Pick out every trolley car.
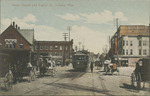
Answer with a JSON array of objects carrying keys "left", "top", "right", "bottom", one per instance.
[
  {"left": 72, "top": 51, "right": 90, "bottom": 70},
  {"left": 131, "top": 58, "right": 150, "bottom": 89}
]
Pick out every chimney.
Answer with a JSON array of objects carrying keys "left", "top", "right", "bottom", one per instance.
[
  {"left": 16, "top": 24, "right": 18, "bottom": 29},
  {"left": 13, "top": 21, "right": 15, "bottom": 27}
]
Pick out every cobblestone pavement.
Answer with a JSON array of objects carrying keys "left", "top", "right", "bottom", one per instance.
[{"left": 0, "top": 65, "right": 149, "bottom": 96}]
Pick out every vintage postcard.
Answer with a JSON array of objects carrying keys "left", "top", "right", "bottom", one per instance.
[{"left": 0, "top": 0, "right": 150, "bottom": 95}]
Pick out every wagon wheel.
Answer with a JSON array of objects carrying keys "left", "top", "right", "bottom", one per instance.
[
  {"left": 131, "top": 73, "right": 136, "bottom": 86},
  {"left": 5, "top": 72, "right": 13, "bottom": 91},
  {"left": 136, "top": 72, "right": 141, "bottom": 89}
]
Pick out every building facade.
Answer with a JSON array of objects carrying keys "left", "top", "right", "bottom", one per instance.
[
  {"left": 0, "top": 22, "right": 34, "bottom": 64},
  {"left": 111, "top": 25, "right": 149, "bottom": 66},
  {"left": 34, "top": 40, "right": 74, "bottom": 64}
]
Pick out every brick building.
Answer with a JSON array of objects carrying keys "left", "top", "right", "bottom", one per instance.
[
  {"left": 0, "top": 22, "right": 34, "bottom": 65},
  {"left": 34, "top": 40, "right": 74, "bottom": 65},
  {"left": 110, "top": 25, "right": 149, "bottom": 66}
]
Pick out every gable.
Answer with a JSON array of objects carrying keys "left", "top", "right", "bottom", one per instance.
[{"left": 0, "top": 25, "right": 31, "bottom": 45}]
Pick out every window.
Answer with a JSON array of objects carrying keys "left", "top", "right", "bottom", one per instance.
[
  {"left": 123, "top": 40, "right": 125, "bottom": 46},
  {"left": 139, "top": 40, "right": 141, "bottom": 46},
  {"left": 60, "top": 52, "right": 62, "bottom": 56},
  {"left": 5, "top": 39, "right": 17, "bottom": 49},
  {"left": 143, "top": 41, "right": 146, "bottom": 46},
  {"left": 143, "top": 50, "right": 147, "bottom": 55},
  {"left": 123, "top": 49, "right": 125, "bottom": 55},
  {"left": 60, "top": 46, "right": 62, "bottom": 50},
  {"left": 45, "top": 46, "right": 48, "bottom": 50},
  {"left": 19, "top": 43, "right": 24, "bottom": 49},
  {"left": 130, "top": 41, "right": 132, "bottom": 46},
  {"left": 55, "top": 52, "right": 58, "bottom": 56},
  {"left": 55, "top": 45, "right": 58, "bottom": 50},
  {"left": 40, "top": 46, "right": 43, "bottom": 50},
  {"left": 0, "top": 43, "right": 2, "bottom": 48},
  {"left": 126, "top": 41, "right": 128, "bottom": 46},
  {"left": 126, "top": 49, "right": 128, "bottom": 55},
  {"left": 70, "top": 45, "right": 72, "bottom": 50},
  {"left": 35, "top": 45, "right": 38, "bottom": 50},
  {"left": 65, "top": 46, "right": 68, "bottom": 50},
  {"left": 139, "top": 49, "right": 141, "bottom": 55},
  {"left": 50, "top": 46, "right": 53, "bottom": 50},
  {"left": 130, "top": 49, "right": 133, "bottom": 55}
]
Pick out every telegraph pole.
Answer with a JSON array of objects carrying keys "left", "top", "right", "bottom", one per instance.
[
  {"left": 67, "top": 26, "right": 71, "bottom": 41},
  {"left": 63, "top": 33, "right": 68, "bottom": 66},
  {"left": 67, "top": 26, "right": 71, "bottom": 64}
]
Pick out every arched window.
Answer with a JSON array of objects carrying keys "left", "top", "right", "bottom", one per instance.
[{"left": 19, "top": 43, "right": 24, "bottom": 49}]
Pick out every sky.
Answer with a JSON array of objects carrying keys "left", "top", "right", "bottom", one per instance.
[{"left": 0, "top": 0, "right": 149, "bottom": 54}]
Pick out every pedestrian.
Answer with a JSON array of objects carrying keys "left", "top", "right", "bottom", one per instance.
[{"left": 90, "top": 61, "right": 94, "bottom": 73}]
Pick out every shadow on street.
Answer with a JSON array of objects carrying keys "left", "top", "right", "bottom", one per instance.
[{"left": 44, "top": 82, "right": 115, "bottom": 96}]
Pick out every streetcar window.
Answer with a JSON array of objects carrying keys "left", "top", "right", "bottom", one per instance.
[{"left": 74, "top": 56, "right": 86, "bottom": 60}]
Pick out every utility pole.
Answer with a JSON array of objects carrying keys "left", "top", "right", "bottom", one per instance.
[
  {"left": 67, "top": 26, "right": 71, "bottom": 64},
  {"left": 115, "top": 18, "right": 121, "bottom": 66},
  {"left": 67, "top": 26, "right": 71, "bottom": 41},
  {"left": 63, "top": 33, "right": 68, "bottom": 66}
]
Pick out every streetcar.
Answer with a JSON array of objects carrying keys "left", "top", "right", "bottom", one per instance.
[
  {"left": 131, "top": 58, "right": 150, "bottom": 89},
  {"left": 72, "top": 51, "right": 90, "bottom": 70}
]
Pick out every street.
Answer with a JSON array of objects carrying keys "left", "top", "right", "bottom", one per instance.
[{"left": 0, "top": 64, "right": 149, "bottom": 96}]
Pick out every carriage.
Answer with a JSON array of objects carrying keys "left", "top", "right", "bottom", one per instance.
[
  {"left": 39, "top": 57, "right": 56, "bottom": 77},
  {"left": 15, "top": 57, "right": 36, "bottom": 82},
  {"left": 72, "top": 51, "right": 90, "bottom": 71},
  {"left": 0, "top": 53, "right": 13, "bottom": 91},
  {"left": 104, "top": 60, "right": 119, "bottom": 75},
  {"left": 131, "top": 58, "right": 150, "bottom": 89}
]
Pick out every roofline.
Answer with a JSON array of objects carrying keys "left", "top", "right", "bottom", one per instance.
[{"left": 1, "top": 25, "right": 32, "bottom": 46}]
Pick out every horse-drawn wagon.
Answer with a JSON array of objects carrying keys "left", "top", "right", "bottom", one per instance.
[
  {"left": 0, "top": 54, "right": 36, "bottom": 91},
  {"left": 0, "top": 53, "right": 13, "bottom": 91},
  {"left": 131, "top": 58, "right": 150, "bottom": 89},
  {"left": 39, "top": 57, "right": 56, "bottom": 77}
]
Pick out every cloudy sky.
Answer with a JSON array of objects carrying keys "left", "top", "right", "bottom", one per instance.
[{"left": 0, "top": 0, "right": 149, "bottom": 53}]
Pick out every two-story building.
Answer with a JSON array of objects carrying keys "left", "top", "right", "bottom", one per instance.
[
  {"left": 34, "top": 40, "right": 74, "bottom": 65},
  {"left": 0, "top": 22, "right": 34, "bottom": 65}
]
